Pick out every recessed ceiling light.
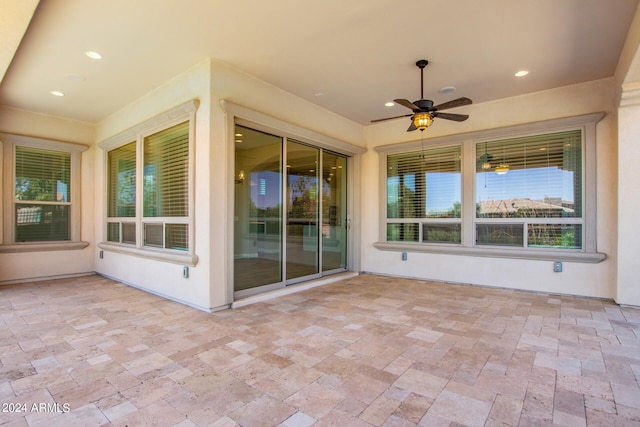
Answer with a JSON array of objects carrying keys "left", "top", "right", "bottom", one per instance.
[
  {"left": 50, "top": 90, "right": 65, "bottom": 97},
  {"left": 235, "top": 133, "right": 243, "bottom": 137},
  {"left": 515, "top": 70, "right": 529, "bottom": 77},
  {"left": 314, "top": 92, "right": 324, "bottom": 97},
  {"left": 385, "top": 101, "right": 395, "bottom": 107},
  {"left": 439, "top": 86, "right": 456, "bottom": 94},
  {"left": 85, "top": 51, "right": 102, "bottom": 60}
]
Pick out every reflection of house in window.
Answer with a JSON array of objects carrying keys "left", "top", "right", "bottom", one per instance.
[{"left": 477, "top": 198, "right": 575, "bottom": 218}]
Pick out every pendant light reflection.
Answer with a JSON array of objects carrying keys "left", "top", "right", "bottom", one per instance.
[
  {"left": 495, "top": 163, "right": 510, "bottom": 175},
  {"left": 235, "top": 169, "right": 245, "bottom": 184}
]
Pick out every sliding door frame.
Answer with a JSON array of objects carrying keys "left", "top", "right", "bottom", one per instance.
[{"left": 222, "top": 100, "right": 365, "bottom": 304}]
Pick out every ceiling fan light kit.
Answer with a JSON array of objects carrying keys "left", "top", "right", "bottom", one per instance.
[{"left": 372, "top": 59, "right": 472, "bottom": 132}]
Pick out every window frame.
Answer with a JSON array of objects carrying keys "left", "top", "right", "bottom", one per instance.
[
  {"left": 0, "top": 133, "right": 88, "bottom": 252},
  {"left": 374, "top": 112, "right": 605, "bottom": 263},
  {"left": 386, "top": 143, "right": 463, "bottom": 244},
  {"left": 97, "top": 100, "right": 198, "bottom": 266}
]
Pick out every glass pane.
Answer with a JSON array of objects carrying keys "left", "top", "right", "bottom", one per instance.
[
  {"left": 387, "top": 223, "right": 419, "bottom": 242},
  {"left": 144, "top": 121, "right": 189, "bottom": 217},
  {"left": 107, "top": 223, "right": 120, "bottom": 242},
  {"left": 234, "top": 125, "right": 283, "bottom": 292},
  {"left": 322, "top": 152, "right": 347, "bottom": 271},
  {"left": 15, "top": 147, "right": 70, "bottom": 203},
  {"left": 387, "top": 145, "right": 461, "bottom": 219},
  {"left": 144, "top": 223, "right": 163, "bottom": 247},
  {"left": 423, "top": 223, "right": 461, "bottom": 244},
  {"left": 287, "top": 141, "right": 320, "bottom": 280},
  {"left": 476, "top": 130, "right": 582, "bottom": 218},
  {"left": 107, "top": 142, "right": 136, "bottom": 217},
  {"left": 166, "top": 224, "right": 188, "bottom": 251},
  {"left": 528, "top": 224, "right": 582, "bottom": 249},
  {"left": 15, "top": 204, "right": 69, "bottom": 242},
  {"left": 122, "top": 223, "right": 136, "bottom": 244},
  {"left": 476, "top": 223, "right": 524, "bottom": 246}
]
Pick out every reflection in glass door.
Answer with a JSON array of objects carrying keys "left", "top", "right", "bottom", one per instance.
[
  {"left": 286, "top": 141, "right": 320, "bottom": 282},
  {"left": 234, "top": 125, "right": 348, "bottom": 297},
  {"left": 322, "top": 152, "right": 347, "bottom": 272},
  {"left": 233, "top": 126, "right": 283, "bottom": 295}
]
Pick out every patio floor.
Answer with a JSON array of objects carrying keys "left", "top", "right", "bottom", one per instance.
[{"left": 1, "top": 273, "right": 639, "bottom": 426}]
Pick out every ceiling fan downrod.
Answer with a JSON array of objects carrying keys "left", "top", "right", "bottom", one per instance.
[{"left": 416, "top": 59, "right": 428, "bottom": 99}]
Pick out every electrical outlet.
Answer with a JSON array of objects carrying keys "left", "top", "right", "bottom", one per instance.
[
  {"left": 183, "top": 266, "right": 189, "bottom": 278},
  {"left": 99, "top": 250, "right": 103, "bottom": 259},
  {"left": 553, "top": 261, "right": 562, "bottom": 273},
  {"left": 401, "top": 252, "right": 407, "bottom": 261}
]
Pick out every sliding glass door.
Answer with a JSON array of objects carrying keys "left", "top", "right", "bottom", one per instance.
[
  {"left": 322, "top": 152, "right": 347, "bottom": 272},
  {"left": 233, "top": 126, "right": 283, "bottom": 294},
  {"left": 286, "top": 141, "right": 320, "bottom": 283},
  {"left": 234, "top": 125, "right": 348, "bottom": 297}
]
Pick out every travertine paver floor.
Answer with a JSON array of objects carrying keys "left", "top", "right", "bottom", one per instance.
[{"left": 1, "top": 274, "right": 640, "bottom": 426}]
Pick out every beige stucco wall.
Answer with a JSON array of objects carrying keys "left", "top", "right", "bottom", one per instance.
[
  {"left": 91, "top": 59, "right": 364, "bottom": 311},
  {"left": 93, "top": 59, "right": 213, "bottom": 311},
  {"left": 361, "top": 78, "right": 618, "bottom": 299},
  {"left": 0, "top": 106, "right": 95, "bottom": 283},
  {"left": 614, "top": 2, "right": 640, "bottom": 306},
  {"left": 0, "top": 52, "right": 634, "bottom": 306}
]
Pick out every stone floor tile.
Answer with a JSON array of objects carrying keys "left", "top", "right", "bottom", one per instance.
[
  {"left": 282, "top": 410, "right": 316, "bottom": 427},
  {"left": 358, "top": 394, "right": 401, "bottom": 425},
  {"left": 111, "top": 399, "right": 185, "bottom": 427},
  {"left": 229, "top": 395, "right": 296, "bottom": 427},
  {"left": 1, "top": 274, "right": 639, "bottom": 426},
  {"left": 392, "top": 368, "right": 448, "bottom": 399},
  {"left": 486, "top": 394, "right": 522, "bottom": 426},
  {"left": 427, "top": 389, "right": 492, "bottom": 427}
]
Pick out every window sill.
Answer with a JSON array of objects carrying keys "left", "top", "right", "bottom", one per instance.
[
  {"left": 0, "top": 241, "right": 90, "bottom": 253},
  {"left": 98, "top": 242, "right": 199, "bottom": 266},
  {"left": 373, "top": 241, "right": 606, "bottom": 263}
]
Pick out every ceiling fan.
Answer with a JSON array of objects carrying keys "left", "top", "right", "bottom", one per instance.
[{"left": 372, "top": 59, "right": 472, "bottom": 131}]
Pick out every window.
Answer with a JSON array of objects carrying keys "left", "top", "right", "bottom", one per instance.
[
  {"left": 375, "top": 113, "right": 605, "bottom": 262},
  {"left": 387, "top": 145, "right": 461, "bottom": 244},
  {"left": 107, "top": 141, "right": 136, "bottom": 243},
  {"left": 14, "top": 146, "right": 71, "bottom": 242},
  {"left": 475, "top": 130, "right": 582, "bottom": 249},
  {"left": 106, "top": 121, "right": 190, "bottom": 250},
  {"left": 99, "top": 100, "right": 197, "bottom": 264},
  {"left": 0, "top": 133, "right": 88, "bottom": 251}
]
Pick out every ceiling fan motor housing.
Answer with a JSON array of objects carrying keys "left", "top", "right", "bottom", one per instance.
[{"left": 414, "top": 99, "right": 434, "bottom": 110}]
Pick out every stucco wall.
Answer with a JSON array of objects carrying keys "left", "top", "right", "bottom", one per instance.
[
  {"left": 361, "top": 78, "right": 618, "bottom": 299},
  {"left": 0, "top": 56, "right": 627, "bottom": 306},
  {"left": 93, "top": 59, "right": 213, "bottom": 311},
  {"left": 0, "top": 106, "right": 95, "bottom": 283},
  {"left": 92, "top": 59, "right": 364, "bottom": 311}
]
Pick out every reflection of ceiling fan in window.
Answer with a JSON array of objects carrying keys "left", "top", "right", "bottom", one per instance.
[{"left": 372, "top": 60, "right": 472, "bottom": 131}]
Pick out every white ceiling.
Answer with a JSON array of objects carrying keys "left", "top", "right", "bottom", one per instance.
[{"left": 1, "top": 0, "right": 638, "bottom": 125}]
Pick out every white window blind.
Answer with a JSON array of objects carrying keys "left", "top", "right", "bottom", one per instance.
[
  {"left": 107, "top": 141, "right": 136, "bottom": 218},
  {"left": 14, "top": 146, "right": 71, "bottom": 242},
  {"left": 475, "top": 130, "right": 583, "bottom": 248},
  {"left": 387, "top": 145, "right": 461, "bottom": 243},
  {"left": 143, "top": 121, "right": 189, "bottom": 218},
  {"left": 105, "top": 121, "right": 190, "bottom": 251},
  {"left": 107, "top": 141, "right": 136, "bottom": 245}
]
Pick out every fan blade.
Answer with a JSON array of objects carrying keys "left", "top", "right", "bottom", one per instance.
[
  {"left": 432, "top": 97, "right": 472, "bottom": 111},
  {"left": 370, "top": 113, "right": 412, "bottom": 123},
  {"left": 407, "top": 122, "right": 417, "bottom": 132},
  {"left": 394, "top": 99, "right": 421, "bottom": 111},
  {"left": 434, "top": 112, "right": 469, "bottom": 122}
]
